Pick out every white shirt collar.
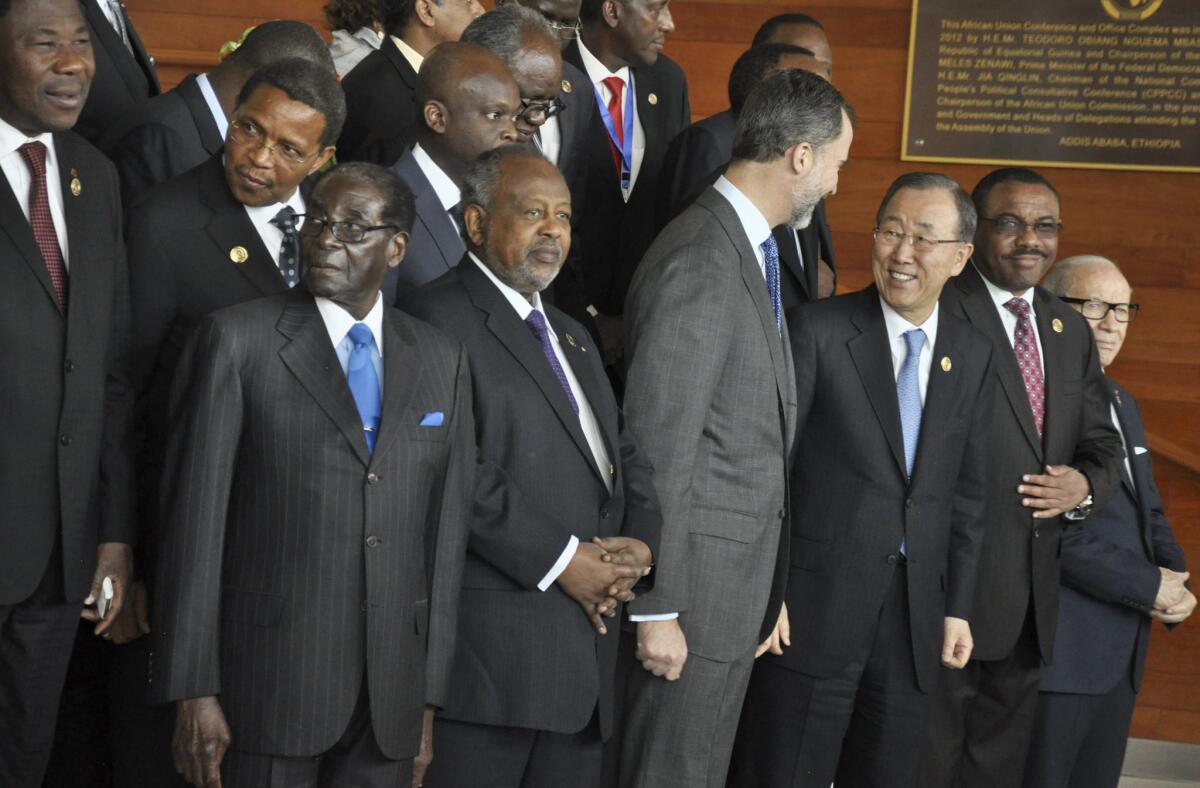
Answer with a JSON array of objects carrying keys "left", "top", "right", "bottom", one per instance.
[
  {"left": 315, "top": 293, "right": 385, "bottom": 357},
  {"left": 390, "top": 35, "right": 425, "bottom": 73},
  {"left": 412, "top": 143, "right": 460, "bottom": 212},
  {"left": 713, "top": 176, "right": 771, "bottom": 250},
  {"left": 879, "top": 296, "right": 940, "bottom": 351},
  {"left": 470, "top": 252, "right": 549, "bottom": 325},
  {"left": 194, "top": 73, "right": 229, "bottom": 139},
  {"left": 0, "top": 115, "right": 55, "bottom": 166},
  {"left": 975, "top": 261, "right": 1036, "bottom": 314},
  {"left": 241, "top": 187, "right": 306, "bottom": 230},
  {"left": 576, "top": 36, "right": 630, "bottom": 86}
]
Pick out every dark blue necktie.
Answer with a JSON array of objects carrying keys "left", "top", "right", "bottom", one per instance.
[
  {"left": 346, "top": 323, "right": 381, "bottom": 452},
  {"left": 761, "top": 235, "right": 782, "bottom": 335},
  {"left": 269, "top": 205, "right": 300, "bottom": 288},
  {"left": 525, "top": 310, "right": 579, "bottom": 415}
]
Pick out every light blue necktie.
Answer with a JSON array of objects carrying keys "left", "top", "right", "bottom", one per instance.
[
  {"left": 761, "top": 235, "right": 782, "bottom": 335},
  {"left": 346, "top": 323, "right": 381, "bottom": 453},
  {"left": 897, "top": 328, "right": 926, "bottom": 556}
]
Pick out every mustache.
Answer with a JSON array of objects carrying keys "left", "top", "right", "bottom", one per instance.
[
  {"left": 526, "top": 240, "right": 562, "bottom": 259},
  {"left": 1007, "top": 246, "right": 1048, "bottom": 259}
]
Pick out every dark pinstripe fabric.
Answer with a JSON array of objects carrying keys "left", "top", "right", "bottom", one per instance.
[
  {"left": 150, "top": 290, "right": 474, "bottom": 760},
  {"left": 399, "top": 259, "right": 662, "bottom": 741}
]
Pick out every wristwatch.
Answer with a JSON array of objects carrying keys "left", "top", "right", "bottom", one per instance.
[{"left": 1063, "top": 493, "right": 1094, "bottom": 521}]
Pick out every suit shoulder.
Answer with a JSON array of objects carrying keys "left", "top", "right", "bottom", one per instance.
[
  {"left": 127, "top": 161, "right": 207, "bottom": 220},
  {"left": 647, "top": 53, "right": 688, "bottom": 87},
  {"left": 397, "top": 269, "right": 472, "bottom": 323},
  {"left": 387, "top": 305, "right": 464, "bottom": 358}
]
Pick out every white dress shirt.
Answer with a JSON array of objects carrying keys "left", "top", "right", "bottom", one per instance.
[
  {"left": 194, "top": 72, "right": 229, "bottom": 140},
  {"left": 391, "top": 35, "right": 425, "bottom": 73},
  {"left": 536, "top": 116, "right": 562, "bottom": 167},
  {"left": 469, "top": 253, "right": 614, "bottom": 591},
  {"left": 412, "top": 143, "right": 461, "bottom": 232},
  {"left": 977, "top": 262, "right": 1045, "bottom": 376},
  {"left": 94, "top": 0, "right": 125, "bottom": 38},
  {"left": 242, "top": 187, "right": 306, "bottom": 269},
  {"left": 0, "top": 116, "right": 70, "bottom": 267},
  {"left": 713, "top": 175, "right": 771, "bottom": 279},
  {"left": 880, "top": 298, "right": 939, "bottom": 403},
  {"left": 577, "top": 37, "right": 646, "bottom": 200},
  {"left": 316, "top": 294, "right": 385, "bottom": 391},
  {"left": 1109, "top": 401, "right": 1134, "bottom": 486}
]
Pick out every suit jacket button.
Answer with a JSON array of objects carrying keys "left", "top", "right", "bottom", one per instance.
[
  {"left": 360, "top": 601, "right": 368, "bottom": 612},
  {"left": 64, "top": 359, "right": 75, "bottom": 372},
  {"left": 905, "top": 498, "right": 914, "bottom": 509},
  {"left": 1033, "top": 528, "right": 1041, "bottom": 539},
  {"left": 778, "top": 508, "right": 786, "bottom": 519},
  {"left": 887, "top": 554, "right": 898, "bottom": 565},
  {"left": 366, "top": 535, "right": 380, "bottom": 548},
  {"left": 366, "top": 472, "right": 379, "bottom": 485},
  {"left": 60, "top": 434, "right": 71, "bottom": 446},
  {"left": 599, "top": 506, "right": 610, "bottom": 519}
]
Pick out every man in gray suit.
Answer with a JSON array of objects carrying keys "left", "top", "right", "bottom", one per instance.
[
  {"left": 150, "top": 163, "right": 474, "bottom": 787},
  {"left": 614, "top": 69, "right": 855, "bottom": 788}
]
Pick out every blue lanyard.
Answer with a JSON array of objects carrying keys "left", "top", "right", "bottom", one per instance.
[{"left": 593, "top": 72, "right": 635, "bottom": 191}]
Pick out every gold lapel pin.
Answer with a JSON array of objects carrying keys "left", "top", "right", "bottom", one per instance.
[
  {"left": 561, "top": 79, "right": 572, "bottom": 93},
  {"left": 69, "top": 168, "right": 81, "bottom": 197},
  {"left": 230, "top": 246, "right": 249, "bottom": 264},
  {"left": 941, "top": 356, "right": 952, "bottom": 372},
  {"left": 1113, "top": 389, "right": 1123, "bottom": 406},
  {"left": 647, "top": 92, "right": 658, "bottom": 106},
  {"left": 565, "top": 333, "right": 577, "bottom": 347},
  {"left": 609, "top": 464, "right": 615, "bottom": 476},
  {"left": 1052, "top": 318, "right": 1064, "bottom": 333}
]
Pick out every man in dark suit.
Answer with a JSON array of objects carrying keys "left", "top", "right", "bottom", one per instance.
[
  {"left": 386, "top": 42, "right": 519, "bottom": 303},
  {"left": 151, "top": 161, "right": 474, "bottom": 788},
  {"left": 1022, "top": 256, "right": 1193, "bottom": 788},
  {"left": 401, "top": 146, "right": 660, "bottom": 786},
  {"left": 614, "top": 70, "right": 853, "bottom": 788},
  {"left": 100, "top": 19, "right": 333, "bottom": 207},
  {"left": 74, "top": 0, "right": 158, "bottom": 144},
  {"left": 0, "top": 1, "right": 134, "bottom": 784},
  {"left": 564, "top": 0, "right": 689, "bottom": 365},
  {"left": 919, "top": 168, "right": 1126, "bottom": 788},
  {"left": 729, "top": 173, "right": 993, "bottom": 788},
  {"left": 339, "top": 0, "right": 485, "bottom": 165}
]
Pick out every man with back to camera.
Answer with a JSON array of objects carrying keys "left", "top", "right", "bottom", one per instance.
[
  {"left": 1022, "top": 255, "right": 1193, "bottom": 788},
  {"left": 919, "top": 167, "right": 1125, "bottom": 788},
  {"left": 150, "top": 160, "right": 475, "bottom": 787}
]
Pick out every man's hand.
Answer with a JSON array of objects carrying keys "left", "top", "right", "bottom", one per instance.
[
  {"left": 173, "top": 696, "right": 231, "bottom": 787},
  {"left": 107, "top": 579, "right": 151, "bottom": 645},
  {"left": 592, "top": 536, "right": 653, "bottom": 613},
  {"left": 1018, "top": 465, "right": 1090, "bottom": 519},
  {"left": 941, "top": 617, "right": 973, "bottom": 668},
  {"left": 816, "top": 258, "right": 836, "bottom": 299},
  {"left": 1155, "top": 568, "right": 1191, "bottom": 612},
  {"left": 636, "top": 619, "right": 688, "bottom": 680},
  {"left": 1151, "top": 589, "right": 1197, "bottom": 625},
  {"left": 755, "top": 601, "right": 790, "bottom": 658},
  {"left": 412, "top": 706, "right": 435, "bottom": 787},
  {"left": 81, "top": 542, "right": 132, "bottom": 636},
  {"left": 593, "top": 313, "right": 624, "bottom": 367},
  {"left": 558, "top": 542, "right": 644, "bottom": 635}
]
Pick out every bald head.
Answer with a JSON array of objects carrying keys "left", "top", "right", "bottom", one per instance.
[{"left": 1044, "top": 255, "right": 1133, "bottom": 368}]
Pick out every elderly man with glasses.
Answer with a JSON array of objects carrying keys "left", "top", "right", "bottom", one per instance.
[{"left": 1020, "top": 255, "right": 1193, "bottom": 788}]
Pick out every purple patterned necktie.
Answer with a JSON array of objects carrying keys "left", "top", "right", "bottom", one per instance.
[
  {"left": 18, "top": 142, "right": 67, "bottom": 308},
  {"left": 525, "top": 310, "right": 579, "bottom": 415},
  {"left": 1004, "top": 297, "right": 1045, "bottom": 435}
]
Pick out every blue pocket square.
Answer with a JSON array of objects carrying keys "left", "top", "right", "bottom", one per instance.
[{"left": 419, "top": 411, "right": 444, "bottom": 427}]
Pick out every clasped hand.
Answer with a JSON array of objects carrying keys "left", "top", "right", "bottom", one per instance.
[
  {"left": 1153, "top": 568, "right": 1196, "bottom": 624},
  {"left": 1017, "top": 465, "right": 1089, "bottom": 519},
  {"left": 557, "top": 537, "right": 651, "bottom": 635}
]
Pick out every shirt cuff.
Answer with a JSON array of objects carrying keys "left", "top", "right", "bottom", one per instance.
[
  {"left": 537, "top": 535, "right": 580, "bottom": 591},
  {"left": 629, "top": 612, "right": 679, "bottom": 622}
]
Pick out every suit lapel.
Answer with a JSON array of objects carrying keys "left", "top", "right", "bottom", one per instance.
[
  {"left": 177, "top": 75, "right": 224, "bottom": 155},
  {"left": 776, "top": 226, "right": 810, "bottom": 301},
  {"left": 1034, "top": 289, "right": 1065, "bottom": 458},
  {"left": 276, "top": 293, "right": 371, "bottom": 466},
  {"left": 82, "top": 0, "right": 150, "bottom": 97},
  {"left": 1108, "top": 383, "right": 1138, "bottom": 497},
  {"left": 0, "top": 150, "right": 60, "bottom": 312},
  {"left": 846, "top": 289, "right": 908, "bottom": 479},
  {"left": 56, "top": 134, "right": 93, "bottom": 322},
  {"left": 914, "top": 314, "right": 966, "bottom": 479},
  {"left": 954, "top": 267, "right": 1043, "bottom": 460},
  {"left": 381, "top": 36, "right": 419, "bottom": 92},
  {"left": 369, "top": 308, "right": 421, "bottom": 464},
  {"left": 550, "top": 312, "right": 614, "bottom": 487},
  {"left": 398, "top": 152, "right": 464, "bottom": 268},
  {"left": 198, "top": 157, "right": 287, "bottom": 296}
]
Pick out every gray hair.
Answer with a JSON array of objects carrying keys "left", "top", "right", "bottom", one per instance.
[
  {"left": 1042, "top": 255, "right": 1124, "bottom": 296},
  {"left": 462, "top": 5, "right": 557, "bottom": 66},
  {"left": 460, "top": 144, "right": 547, "bottom": 214},
  {"left": 731, "top": 68, "right": 854, "bottom": 163},
  {"left": 875, "top": 172, "right": 977, "bottom": 242}
]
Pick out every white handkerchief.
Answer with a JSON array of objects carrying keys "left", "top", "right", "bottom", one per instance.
[{"left": 1134, "top": 446, "right": 1149, "bottom": 455}]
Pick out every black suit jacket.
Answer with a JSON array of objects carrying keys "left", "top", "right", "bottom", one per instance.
[
  {"left": 399, "top": 258, "right": 661, "bottom": 739},
  {"left": 656, "top": 108, "right": 734, "bottom": 231},
  {"left": 0, "top": 131, "right": 133, "bottom": 605},
  {"left": 338, "top": 37, "right": 420, "bottom": 166},
  {"left": 563, "top": 40, "right": 690, "bottom": 316},
  {"left": 387, "top": 147, "right": 464, "bottom": 305},
  {"left": 150, "top": 291, "right": 474, "bottom": 759},
  {"left": 939, "top": 264, "right": 1124, "bottom": 661},
  {"left": 126, "top": 155, "right": 288, "bottom": 575},
  {"left": 76, "top": 0, "right": 160, "bottom": 145},
  {"left": 1041, "top": 380, "right": 1188, "bottom": 694},
  {"left": 766, "top": 287, "right": 993, "bottom": 691},
  {"left": 100, "top": 74, "right": 224, "bottom": 207}
]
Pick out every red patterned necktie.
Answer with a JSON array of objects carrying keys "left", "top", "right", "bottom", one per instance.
[
  {"left": 18, "top": 141, "right": 68, "bottom": 308},
  {"left": 1004, "top": 297, "right": 1044, "bottom": 435},
  {"left": 601, "top": 76, "right": 625, "bottom": 179}
]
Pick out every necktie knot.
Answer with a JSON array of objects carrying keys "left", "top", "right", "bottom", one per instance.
[
  {"left": 271, "top": 205, "right": 299, "bottom": 234},
  {"left": 347, "top": 323, "right": 375, "bottom": 371},
  {"left": 1003, "top": 296, "right": 1031, "bottom": 320},
  {"left": 18, "top": 141, "right": 48, "bottom": 178},
  {"left": 602, "top": 76, "right": 625, "bottom": 102},
  {"left": 525, "top": 309, "right": 550, "bottom": 339},
  {"left": 903, "top": 328, "right": 927, "bottom": 358}
]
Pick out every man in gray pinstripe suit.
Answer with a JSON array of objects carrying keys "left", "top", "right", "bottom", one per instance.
[{"left": 150, "top": 163, "right": 475, "bottom": 788}]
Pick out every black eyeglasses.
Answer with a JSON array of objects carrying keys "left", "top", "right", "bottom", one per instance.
[
  {"left": 297, "top": 215, "right": 398, "bottom": 244},
  {"left": 518, "top": 96, "right": 567, "bottom": 124},
  {"left": 546, "top": 18, "right": 581, "bottom": 36},
  {"left": 979, "top": 216, "right": 1063, "bottom": 239},
  {"left": 1058, "top": 297, "right": 1139, "bottom": 323}
]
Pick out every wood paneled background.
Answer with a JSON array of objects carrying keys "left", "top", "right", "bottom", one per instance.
[{"left": 125, "top": 0, "right": 1200, "bottom": 744}]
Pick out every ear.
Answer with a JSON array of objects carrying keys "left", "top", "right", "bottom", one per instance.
[
  {"left": 950, "top": 241, "right": 974, "bottom": 276},
  {"left": 423, "top": 100, "right": 448, "bottom": 135},
  {"left": 387, "top": 230, "right": 410, "bottom": 269},
  {"left": 414, "top": 0, "right": 438, "bottom": 28},
  {"left": 602, "top": 0, "right": 621, "bottom": 29},
  {"left": 464, "top": 204, "right": 487, "bottom": 248},
  {"left": 307, "top": 146, "right": 337, "bottom": 177},
  {"left": 789, "top": 141, "right": 816, "bottom": 177}
]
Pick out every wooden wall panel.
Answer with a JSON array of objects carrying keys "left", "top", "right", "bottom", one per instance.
[{"left": 126, "top": 0, "right": 1200, "bottom": 745}]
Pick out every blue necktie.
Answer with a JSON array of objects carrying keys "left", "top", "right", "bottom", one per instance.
[
  {"left": 525, "top": 310, "right": 580, "bottom": 415},
  {"left": 898, "top": 328, "right": 927, "bottom": 478},
  {"left": 761, "top": 235, "right": 782, "bottom": 335},
  {"left": 346, "top": 323, "right": 381, "bottom": 452}
]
